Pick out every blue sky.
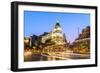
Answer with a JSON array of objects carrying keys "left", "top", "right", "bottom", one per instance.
[{"left": 24, "top": 11, "right": 90, "bottom": 43}]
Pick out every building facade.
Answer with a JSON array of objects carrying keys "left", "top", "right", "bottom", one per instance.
[{"left": 41, "top": 20, "right": 67, "bottom": 45}]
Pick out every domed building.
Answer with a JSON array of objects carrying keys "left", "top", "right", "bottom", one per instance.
[
  {"left": 51, "top": 20, "right": 67, "bottom": 45},
  {"left": 41, "top": 20, "right": 68, "bottom": 45}
]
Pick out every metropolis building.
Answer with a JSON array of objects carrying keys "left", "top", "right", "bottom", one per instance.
[{"left": 41, "top": 20, "right": 68, "bottom": 45}]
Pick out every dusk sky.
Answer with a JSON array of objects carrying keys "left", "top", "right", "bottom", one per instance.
[{"left": 24, "top": 11, "right": 90, "bottom": 43}]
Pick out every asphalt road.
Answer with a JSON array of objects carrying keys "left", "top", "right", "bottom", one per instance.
[{"left": 24, "top": 53, "right": 90, "bottom": 62}]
